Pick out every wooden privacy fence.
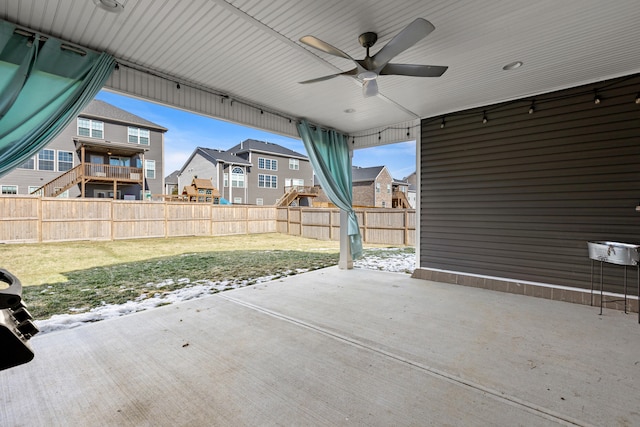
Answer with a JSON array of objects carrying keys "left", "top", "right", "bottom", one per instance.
[
  {"left": 276, "top": 207, "right": 415, "bottom": 246},
  {"left": 0, "top": 196, "right": 415, "bottom": 245},
  {"left": 0, "top": 196, "right": 277, "bottom": 243}
]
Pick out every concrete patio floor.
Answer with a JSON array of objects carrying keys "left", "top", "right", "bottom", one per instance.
[{"left": 1, "top": 267, "right": 639, "bottom": 426}]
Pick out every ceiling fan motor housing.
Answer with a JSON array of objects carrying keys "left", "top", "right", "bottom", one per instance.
[{"left": 358, "top": 32, "right": 378, "bottom": 48}]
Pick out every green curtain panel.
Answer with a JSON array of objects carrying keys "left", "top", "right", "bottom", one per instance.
[
  {"left": 296, "top": 120, "right": 362, "bottom": 259},
  {"left": 0, "top": 20, "right": 115, "bottom": 177}
]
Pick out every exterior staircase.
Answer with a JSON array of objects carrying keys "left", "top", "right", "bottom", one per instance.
[
  {"left": 276, "top": 187, "right": 299, "bottom": 207},
  {"left": 31, "top": 164, "right": 83, "bottom": 197},
  {"left": 276, "top": 186, "right": 318, "bottom": 207},
  {"left": 392, "top": 189, "right": 411, "bottom": 209}
]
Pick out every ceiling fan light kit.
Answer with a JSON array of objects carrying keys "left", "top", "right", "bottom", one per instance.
[{"left": 299, "top": 18, "right": 448, "bottom": 98}]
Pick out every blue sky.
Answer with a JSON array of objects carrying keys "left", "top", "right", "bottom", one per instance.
[{"left": 95, "top": 91, "right": 416, "bottom": 179}]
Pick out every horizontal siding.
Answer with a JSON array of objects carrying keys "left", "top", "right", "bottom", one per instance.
[{"left": 420, "top": 74, "right": 640, "bottom": 294}]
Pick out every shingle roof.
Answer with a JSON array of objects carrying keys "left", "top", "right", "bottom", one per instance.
[
  {"left": 192, "top": 178, "right": 215, "bottom": 189},
  {"left": 226, "top": 139, "right": 307, "bottom": 159},
  {"left": 199, "top": 147, "right": 252, "bottom": 166},
  {"left": 352, "top": 166, "right": 385, "bottom": 182},
  {"left": 80, "top": 99, "right": 168, "bottom": 132},
  {"left": 165, "top": 170, "right": 180, "bottom": 183}
]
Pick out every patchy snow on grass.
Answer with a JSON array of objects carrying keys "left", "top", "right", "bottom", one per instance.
[{"left": 35, "top": 249, "right": 414, "bottom": 334}]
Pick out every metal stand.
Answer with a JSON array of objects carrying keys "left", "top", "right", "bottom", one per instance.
[{"left": 590, "top": 260, "right": 639, "bottom": 323}]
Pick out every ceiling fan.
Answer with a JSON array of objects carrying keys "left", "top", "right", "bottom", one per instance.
[{"left": 299, "top": 18, "right": 447, "bottom": 98}]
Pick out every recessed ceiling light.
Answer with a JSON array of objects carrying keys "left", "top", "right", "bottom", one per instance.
[
  {"left": 344, "top": 108, "right": 356, "bottom": 114},
  {"left": 502, "top": 61, "right": 523, "bottom": 71},
  {"left": 93, "top": 0, "right": 124, "bottom": 13}
]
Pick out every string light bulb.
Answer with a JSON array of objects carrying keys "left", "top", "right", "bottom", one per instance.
[
  {"left": 440, "top": 117, "right": 446, "bottom": 129},
  {"left": 528, "top": 101, "right": 535, "bottom": 114},
  {"left": 593, "top": 90, "right": 601, "bottom": 105},
  {"left": 482, "top": 111, "right": 488, "bottom": 124},
  {"left": 635, "top": 93, "right": 640, "bottom": 104},
  {"left": 176, "top": 83, "right": 180, "bottom": 89},
  {"left": 406, "top": 127, "right": 410, "bottom": 137},
  {"left": 378, "top": 132, "right": 382, "bottom": 140}
]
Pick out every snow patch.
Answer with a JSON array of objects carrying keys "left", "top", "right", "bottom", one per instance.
[{"left": 35, "top": 249, "right": 414, "bottom": 334}]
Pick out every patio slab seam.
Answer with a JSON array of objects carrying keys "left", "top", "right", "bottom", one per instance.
[{"left": 219, "top": 293, "right": 593, "bottom": 427}]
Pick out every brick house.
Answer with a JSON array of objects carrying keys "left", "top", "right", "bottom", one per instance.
[{"left": 314, "top": 165, "right": 402, "bottom": 208}]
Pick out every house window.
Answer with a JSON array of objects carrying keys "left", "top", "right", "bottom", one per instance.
[
  {"left": 387, "top": 184, "right": 391, "bottom": 194},
  {"left": 292, "top": 178, "right": 304, "bottom": 186},
  {"left": 376, "top": 182, "right": 381, "bottom": 193},
  {"left": 145, "top": 160, "right": 156, "bottom": 179},
  {"left": 78, "top": 118, "right": 104, "bottom": 138},
  {"left": 381, "top": 201, "right": 386, "bottom": 208},
  {"left": 223, "top": 173, "right": 228, "bottom": 187},
  {"left": 231, "top": 167, "right": 245, "bottom": 188},
  {"left": 58, "top": 151, "right": 74, "bottom": 172},
  {"left": 110, "top": 157, "right": 131, "bottom": 167},
  {"left": 289, "top": 158, "right": 299, "bottom": 170},
  {"left": 256, "top": 198, "right": 263, "bottom": 206},
  {"left": 38, "top": 149, "right": 55, "bottom": 171},
  {"left": 128, "top": 127, "right": 150, "bottom": 145},
  {"left": 18, "top": 157, "right": 35, "bottom": 169},
  {"left": 1, "top": 185, "right": 17, "bottom": 194},
  {"left": 28, "top": 186, "right": 41, "bottom": 195},
  {"left": 258, "top": 157, "right": 277, "bottom": 170},
  {"left": 233, "top": 197, "right": 242, "bottom": 204},
  {"left": 258, "top": 174, "right": 277, "bottom": 188}
]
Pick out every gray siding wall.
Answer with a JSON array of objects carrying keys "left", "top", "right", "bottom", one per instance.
[
  {"left": 419, "top": 74, "right": 640, "bottom": 294},
  {"left": 178, "top": 153, "right": 219, "bottom": 192},
  {"left": 0, "top": 115, "right": 164, "bottom": 198},
  {"left": 246, "top": 152, "right": 313, "bottom": 205}
]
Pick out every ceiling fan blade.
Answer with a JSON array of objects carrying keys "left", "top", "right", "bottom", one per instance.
[
  {"left": 371, "top": 18, "right": 435, "bottom": 71},
  {"left": 380, "top": 63, "right": 448, "bottom": 77},
  {"left": 299, "top": 68, "right": 358, "bottom": 84},
  {"left": 362, "top": 79, "right": 379, "bottom": 98},
  {"left": 300, "top": 35, "right": 354, "bottom": 61}
]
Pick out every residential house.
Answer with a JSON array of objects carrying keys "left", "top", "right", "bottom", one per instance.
[
  {"left": 177, "top": 147, "right": 252, "bottom": 204},
  {"left": 314, "top": 165, "right": 397, "bottom": 208},
  {"left": 164, "top": 170, "right": 179, "bottom": 195},
  {"left": 0, "top": 99, "right": 167, "bottom": 199},
  {"left": 177, "top": 139, "right": 313, "bottom": 205}
]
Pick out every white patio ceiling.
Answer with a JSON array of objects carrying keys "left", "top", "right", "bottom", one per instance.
[{"left": 1, "top": 0, "right": 639, "bottom": 147}]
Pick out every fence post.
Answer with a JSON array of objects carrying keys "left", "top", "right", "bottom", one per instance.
[
  {"left": 110, "top": 199, "right": 115, "bottom": 241},
  {"left": 403, "top": 209, "right": 408, "bottom": 246},
  {"left": 164, "top": 201, "right": 168, "bottom": 238},
  {"left": 37, "top": 197, "right": 42, "bottom": 243}
]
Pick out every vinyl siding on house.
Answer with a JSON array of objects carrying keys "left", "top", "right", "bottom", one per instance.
[
  {"left": 418, "top": 73, "right": 640, "bottom": 295},
  {"left": 0, "top": 100, "right": 166, "bottom": 199}
]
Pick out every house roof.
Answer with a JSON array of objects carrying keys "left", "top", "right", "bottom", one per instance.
[
  {"left": 227, "top": 139, "right": 308, "bottom": 160},
  {"left": 352, "top": 166, "right": 386, "bottom": 183},
  {"left": 80, "top": 100, "right": 168, "bottom": 132},
  {"left": 165, "top": 170, "right": 180, "bottom": 184},
  {"left": 198, "top": 147, "right": 253, "bottom": 166}
]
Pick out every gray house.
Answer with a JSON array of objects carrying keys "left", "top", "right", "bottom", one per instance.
[
  {"left": 178, "top": 139, "right": 313, "bottom": 205},
  {"left": 0, "top": 99, "right": 167, "bottom": 199}
]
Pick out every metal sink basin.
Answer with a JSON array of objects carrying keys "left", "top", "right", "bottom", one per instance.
[{"left": 587, "top": 241, "right": 640, "bottom": 266}]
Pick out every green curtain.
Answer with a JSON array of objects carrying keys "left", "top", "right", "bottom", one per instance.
[
  {"left": 297, "top": 120, "right": 362, "bottom": 259},
  {"left": 0, "top": 20, "right": 115, "bottom": 177}
]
